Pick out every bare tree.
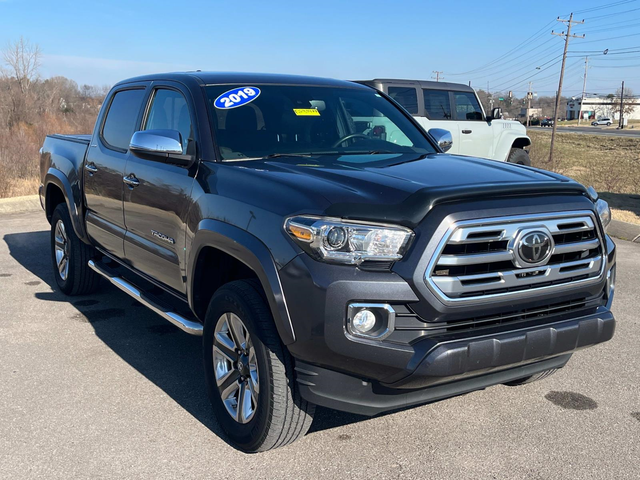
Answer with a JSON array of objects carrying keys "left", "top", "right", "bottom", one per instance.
[
  {"left": 2, "top": 37, "right": 41, "bottom": 95},
  {"left": 611, "top": 87, "right": 637, "bottom": 119}
]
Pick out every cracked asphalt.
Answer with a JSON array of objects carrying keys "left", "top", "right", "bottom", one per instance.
[{"left": 1, "top": 211, "right": 638, "bottom": 479}]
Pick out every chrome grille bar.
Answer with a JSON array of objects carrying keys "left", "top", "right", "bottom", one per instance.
[{"left": 425, "top": 211, "right": 605, "bottom": 305}]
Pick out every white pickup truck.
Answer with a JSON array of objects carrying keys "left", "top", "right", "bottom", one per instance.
[{"left": 358, "top": 79, "right": 532, "bottom": 165}]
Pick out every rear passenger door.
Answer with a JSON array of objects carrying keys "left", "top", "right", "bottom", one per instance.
[
  {"left": 84, "top": 85, "right": 148, "bottom": 258},
  {"left": 122, "top": 83, "right": 198, "bottom": 294},
  {"left": 451, "top": 90, "right": 493, "bottom": 159}
]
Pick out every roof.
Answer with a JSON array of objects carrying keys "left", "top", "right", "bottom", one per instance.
[
  {"left": 356, "top": 79, "right": 476, "bottom": 93},
  {"left": 115, "top": 71, "right": 367, "bottom": 89}
]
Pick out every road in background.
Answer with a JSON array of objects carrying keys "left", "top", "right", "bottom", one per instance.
[
  {"left": 529, "top": 126, "right": 640, "bottom": 138},
  {"left": 1, "top": 211, "right": 639, "bottom": 480}
]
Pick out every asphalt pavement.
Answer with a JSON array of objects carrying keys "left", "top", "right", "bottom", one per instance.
[
  {"left": 1, "top": 211, "right": 638, "bottom": 479},
  {"left": 528, "top": 125, "right": 640, "bottom": 137}
]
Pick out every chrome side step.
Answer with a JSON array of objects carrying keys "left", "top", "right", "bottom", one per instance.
[{"left": 88, "top": 260, "right": 203, "bottom": 336}]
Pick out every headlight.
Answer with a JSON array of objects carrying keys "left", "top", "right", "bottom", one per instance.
[
  {"left": 285, "top": 216, "right": 414, "bottom": 265},
  {"left": 595, "top": 198, "right": 611, "bottom": 233}
]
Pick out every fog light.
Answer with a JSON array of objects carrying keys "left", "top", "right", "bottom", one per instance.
[
  {"left": 352, "top": 309, "right": 376, "bottom": 333},
  {"left": 346, "top": 303, "right": 396, "bottom": 341}
]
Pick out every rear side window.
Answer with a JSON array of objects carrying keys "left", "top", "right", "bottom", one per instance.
[
  {"left": 388, "top": 87, "right": 418, "bottom": 114},
  {"left": 423, "top": 89, "right": 452, "bottom": 120},
  {"left": 453, "top": 91, "right": 483, "bottom": 121},
  {"left": 101, "top": 89, "right": 146, "bottom": 150},
  {"left": 144, "top": 89, "right": 193, "bottom": 154}
]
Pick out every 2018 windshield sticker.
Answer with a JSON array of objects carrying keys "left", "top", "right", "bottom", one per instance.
[
  {"left": 293, "top": 108, "right": 320, "bottom": 116},
  {"left": 214, "top": 87, "right": 261, "bottom": 109}
]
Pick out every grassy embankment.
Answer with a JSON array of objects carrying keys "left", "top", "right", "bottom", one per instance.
[{"left": 528, "top": 130, "right": 640, "bottom": 224}]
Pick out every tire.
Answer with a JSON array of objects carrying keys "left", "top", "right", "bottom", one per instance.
[
  {"left": 507, "top": 148, "right": 531, "bottom": 166},
  {"left": 203, "top": 279, "right": 315, "bottom": 452},
  {"left": 504, "top": 368, "right": 558, "bottom": 386},
  {"left": 50, "top": 203, "right": 100, "bottom": 296},
  {"left": 606, "top": 122, "right": 611, "bottom": 126}
]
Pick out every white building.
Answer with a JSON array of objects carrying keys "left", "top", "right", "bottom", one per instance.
[{"left": 566, "top": 96, "right": 640, "bottom": 121}]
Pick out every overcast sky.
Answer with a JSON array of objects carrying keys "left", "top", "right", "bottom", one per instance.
[{"left": 2, "top": 0, "right": 639, "bottom": 97}]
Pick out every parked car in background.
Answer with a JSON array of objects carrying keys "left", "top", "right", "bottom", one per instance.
[
  {"left": 40, "top": 72, "right": 616, "bottom": 452},
  {"left": 592, "top": 117, "right": 612, "bottom": 126},
  {"left": 357, "top": 79, "right": 532, "bottom": 165},
  {"left": 540, "top": 118, "right": 554, "bottom": 127}
]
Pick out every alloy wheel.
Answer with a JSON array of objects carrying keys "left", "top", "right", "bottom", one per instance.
[
  {"left": 213, "top": 312, "right": 260, "bottom": 424},
  {"left": 54, "top": 219, "right": 70, "bottom": 281}
]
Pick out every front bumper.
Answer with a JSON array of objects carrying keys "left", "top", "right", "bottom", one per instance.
[{"left": 279, "top": 200, "right": 617, "bottom": 413}]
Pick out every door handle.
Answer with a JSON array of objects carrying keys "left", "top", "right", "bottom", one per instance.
[
  {"left": 123, "top": 175, "right": 140, "bottom": 187},
  {"left": 85, "top": 163, "right": 98, "bottom": 173},
  {"left": 462, "top": 129, "right": 472, "bottom": 134}
]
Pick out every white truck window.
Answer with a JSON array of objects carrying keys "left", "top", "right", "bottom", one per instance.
[
  {"left": 388, "top": 87, "right": 418, "bottom": 114},
  {"left": 423, "top": 89, "right": 452, "bottom": 120},
  {"left": 453, "top": 91, "right": 483, "bottom": 121}
]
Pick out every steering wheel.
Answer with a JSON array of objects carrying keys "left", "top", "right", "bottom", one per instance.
[{"left": 331, "top": 133, "right": 370, "bottom": 149}]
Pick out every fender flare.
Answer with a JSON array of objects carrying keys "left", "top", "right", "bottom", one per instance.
[
  {"left": 44, "top": 168, "right": 89, "bottom": 243},
  {"left": 495, "top": 133, "right": 531, "bottom": 162},
  {"left": 187, "top": 219, "right": 296, "bottom": 345}
]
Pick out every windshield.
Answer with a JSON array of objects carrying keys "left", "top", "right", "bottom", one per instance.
[{"left": 205, "top": 84, "right": 436, "bottom": 161}]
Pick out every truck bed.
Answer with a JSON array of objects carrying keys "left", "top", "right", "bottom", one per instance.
[{"left": 48, "top": 134, "right": 92, "bottom": 144}]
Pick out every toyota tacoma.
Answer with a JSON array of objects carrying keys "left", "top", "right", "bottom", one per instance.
[{"left": 39, "top": 72, "right": 616, "bottom": 452}]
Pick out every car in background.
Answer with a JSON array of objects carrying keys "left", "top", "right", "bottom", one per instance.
[
  {"left": 540, "top": 118, "right": 554, "bottom": 127},
  {"left": 592, "top": 118, "right": 612, "bottom": 126},
  {"left": 356, "top": 79, "right": 532, "bottom": 165}
]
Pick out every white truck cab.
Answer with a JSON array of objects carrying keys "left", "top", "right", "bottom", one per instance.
[{"left": 358, "top": 79, "right": 532, "bottom": 165}]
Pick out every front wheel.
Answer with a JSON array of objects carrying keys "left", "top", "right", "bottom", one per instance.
[
  {"left": 203, "top": 280, "right": 315, "bottom": 452},
  {"left": 507, "top": 148, "right": 531, "bottom": 166},
  {"left": 606, "top": 122, "right": 612, "bottom": 126},
  {"left": 50, "top": 203, "right": 100, "bottom": 295}
]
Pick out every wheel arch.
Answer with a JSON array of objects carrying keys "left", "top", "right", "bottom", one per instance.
[
  {"left": 495, "top": 134, "right": 531, "bottom": 162},
  {"left": 187, "top": 219, "right": 296, "bottom": 345},
  {"left": 44, "top": 169, "right": 89, "bottom": 243}
]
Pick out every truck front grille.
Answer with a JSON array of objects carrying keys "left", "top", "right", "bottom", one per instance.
[{"left": 425, "top": 212, "right": 605, "bottom": 305}]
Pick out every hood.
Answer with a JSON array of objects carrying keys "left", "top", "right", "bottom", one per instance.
[{"left": 220, "top": 153, "right": 586, "bottom": 227}]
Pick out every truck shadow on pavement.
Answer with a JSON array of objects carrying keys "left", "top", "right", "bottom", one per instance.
[{"left": 3, "top": 230, "right": 369, "bottom": 446}]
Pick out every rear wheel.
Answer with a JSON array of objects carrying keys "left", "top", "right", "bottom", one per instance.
[
  {"left": 50, "top": 203, "right": 100, "bottom": 295},
  {"left": 507, "top": 148, "right": 531, "bottom": 166},
  {"left": 203, "top": 280, "right": 315, "bottom": 452},
  {"left": 504, "top": 368, "right": 558, "bottom": 386}
]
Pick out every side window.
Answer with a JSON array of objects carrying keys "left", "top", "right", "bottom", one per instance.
[
  {"left": 102, "top": 89, "right": 146, "bottom": 151},
  {"left": 144, "top": 89, "right": 193, "bottom": 154},
  {"left": 423, "top": 89, "right": 452, "bottom": 120},
  {"left": 453, "top": 91, "right": 483, "bottom": 121},
  {"left": 388, "top": 87, "right": 418, "bottom": 114}
]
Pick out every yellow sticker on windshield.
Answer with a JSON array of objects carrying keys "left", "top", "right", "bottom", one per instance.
[{"left": 293, "top": 108, "right": 320, "bottom": 116}]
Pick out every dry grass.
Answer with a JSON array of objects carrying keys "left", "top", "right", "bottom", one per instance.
[{"left": 528, "top": 130, "right": 640, "bottom": 225}]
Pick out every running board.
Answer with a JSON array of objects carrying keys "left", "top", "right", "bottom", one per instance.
[{"left": 88, "top": 260, "right": 203, "bottom": 336}]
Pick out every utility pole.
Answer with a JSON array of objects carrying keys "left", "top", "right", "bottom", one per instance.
[
  {"left": 577, "top": 56, "right": 589, "bottom": 125},
  {"left": 549, "top": 13, "right": 584, "bottom": 169},
  {"left": 619, "top": 80, "right": 625, "bottom": 129},
  {"left": 527, "top": 81, "right": 533, "bottom": 127},
  {"left": 432, "top": 71, "right": 444, "bottom": 82}
]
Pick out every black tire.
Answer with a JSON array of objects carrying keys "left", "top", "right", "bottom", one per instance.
[
  {"left": 203, "top": 279, "right": 315, "bottom": 452},
  {"left": 507, "top": 148, "right": 531, "bottom": 166},
  {"left": 504, "top": 368, "right": 558, "bottom": 386},
  {"left": 50, "top": 203, "right": 100, "bottom": 296},
  {"left": 606, "top": 122, "right": 611, "bottom": 126}
]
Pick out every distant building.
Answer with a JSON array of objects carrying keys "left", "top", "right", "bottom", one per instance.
[
  {"left": 566, "top": 96, "right": 640, "bottom": 121},
  {"left": 519, "top": 107, "right": 542, "bottom": 118}
]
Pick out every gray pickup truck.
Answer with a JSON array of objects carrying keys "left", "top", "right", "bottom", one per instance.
[{"left": 40, "top": 72, "right": 616, "bottom": 452}]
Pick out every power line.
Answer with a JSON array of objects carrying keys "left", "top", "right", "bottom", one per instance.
[
  {"left": 568, "top": 0, "right": 637, "bottom": 15},
  {"left": 446, "top": 19, "right": 557, "bottom": 75},
  {"left": 583, "top": 6, "right": 640, "bottom": 20}
]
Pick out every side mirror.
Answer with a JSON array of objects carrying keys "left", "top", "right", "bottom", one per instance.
[
  {"left": 129, "top": 129, "right": 194, "bottom": 167},
  {"left": 429, "top": 128, "right": 453, "bottom": 153},
  {"left": 489, "top": 107, "right": 503, "bottom": 121}
]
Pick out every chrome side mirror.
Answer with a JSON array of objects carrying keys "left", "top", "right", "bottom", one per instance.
[
  {"left": 130, "top": 129, "right": 183, "bottom": 156},
  {"left": 429, "top": 128, "right": 453, "bottom": 153}
]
